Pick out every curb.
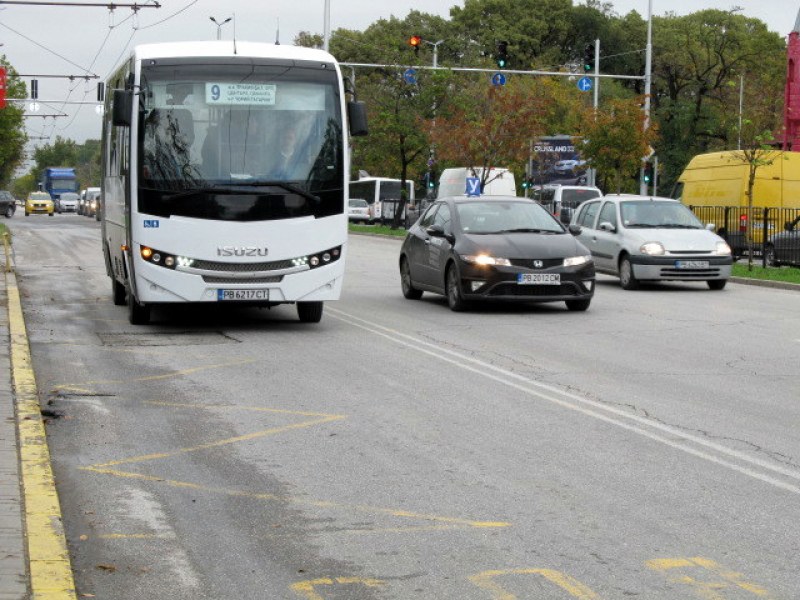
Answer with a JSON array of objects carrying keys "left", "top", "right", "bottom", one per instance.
[
  {"left": 729, "top": 276, "right": 800, "bottom": 291},
  {"left": 7, "top": 271, "right": 77, "bottom": 599}
]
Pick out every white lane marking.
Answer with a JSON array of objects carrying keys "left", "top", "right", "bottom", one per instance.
[{"left": 329, "top": 308, "right": 800, "bottom": 495}]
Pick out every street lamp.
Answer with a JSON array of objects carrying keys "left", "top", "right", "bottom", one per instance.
[{"left": 210, "top": 16, "right": 232, "bottom": 40}]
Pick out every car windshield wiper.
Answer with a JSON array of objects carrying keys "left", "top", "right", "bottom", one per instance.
[
  {"left": 505, "top": 227, "right": 564, "bottom": 234},
  {"left": 625, "top": 223, "right": 659, "bottom": 228},
  {"left": 652, "top": 224, "right": 702, "bottom": 229}
]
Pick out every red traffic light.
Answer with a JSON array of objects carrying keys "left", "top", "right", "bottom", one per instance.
[{"left": 409, "top": 35, "right": 422, "bottom": 47}]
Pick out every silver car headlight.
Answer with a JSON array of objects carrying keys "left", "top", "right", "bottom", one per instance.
[
  {"left": 563, "top": 254, "right": 591, "bottom": 267},
  {"left": 640, "top": 242, "right": 666, "bottom": 256},
  {"left": 461, "top": 254, "right": 511, "bottom": 267},
  {"left": 714, "top": 241, "right": 732, "bottom": 255}
]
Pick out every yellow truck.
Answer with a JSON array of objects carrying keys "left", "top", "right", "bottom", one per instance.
[{"left": 673, "top": 150, "right": 800, "bottom": 255}]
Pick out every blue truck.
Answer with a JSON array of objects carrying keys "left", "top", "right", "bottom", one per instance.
[{"left": 40, "top": 167, "right": 79, "bottom": 200}]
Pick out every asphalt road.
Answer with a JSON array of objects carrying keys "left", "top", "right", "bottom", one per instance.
[{"left": 11, "top": 214, "right": 800, "bottom": 599}]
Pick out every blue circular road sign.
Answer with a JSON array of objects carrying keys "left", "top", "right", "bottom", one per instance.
[
  {"left": 577, "top": 76, "right": 593, "bottom": 92},
  {"left": 491, "top": 72, "right": 506, "bottom": 86},
  {"left": 403, "top": 68, "right": 417, "bottom": 85}
]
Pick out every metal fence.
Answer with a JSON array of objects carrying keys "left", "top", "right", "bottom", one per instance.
[{"left": 688, "top": 205, "right": 800, "bottom": 267}]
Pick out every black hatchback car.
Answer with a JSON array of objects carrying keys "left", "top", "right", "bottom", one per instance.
[{"left": 399, "top": 195, "right": 595, "bottom": 311}]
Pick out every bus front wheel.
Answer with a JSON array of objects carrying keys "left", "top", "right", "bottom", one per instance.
[
  {"left": 297, "top": 301, "right": 323, "bottom": 323},
  {"left": 127, "top": 288, "right": 151, "bottom": 325}
]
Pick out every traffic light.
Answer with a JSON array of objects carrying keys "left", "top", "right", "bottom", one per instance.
[
  {"left": 31, "top": 78, "right": 38, "bottom": 100},
  {"left": 409, "top": 35, "right": 422, "bottom": 55},
  {"left": 583, "top": 44, "right": 595, "bottom": 72},
  {"left": 427, "top": 168, "right": 436, "bottom": 189},
  {"left": 643, "top": 162, "right": 654, "bottom": 184},
  {"left": 496, "top": 41, "right": 509, "bottom": 69}
]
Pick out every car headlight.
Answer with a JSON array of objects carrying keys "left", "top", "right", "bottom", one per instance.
[
  {"left": 563, "top": 254, "right": 591, "bottom": 267},
  {"left": 461, "top": 254, "right": 511, "bottom": 267},
  {"left": 640, "top": 242, "right": 666, "bottom": 256},
  {"left": 714, "top": 241, "right": 732, "bottom": 256}
]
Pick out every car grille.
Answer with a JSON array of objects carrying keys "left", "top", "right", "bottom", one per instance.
[
  {"left": 659, "top": 267, "right": 723, "bottom": 278},
  {"left": 510, "top": 258, "right": 564, "bottom": 268},
  {"left": 189, "top": 258, "right": 296, "bottom": 272},
  {"left": 488, "top": 282, "right": 582, "bottom": 297}
]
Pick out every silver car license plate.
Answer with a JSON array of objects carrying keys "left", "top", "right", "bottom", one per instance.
[{"left": 674, "top": 260, "right": 710, "bottom": 269}]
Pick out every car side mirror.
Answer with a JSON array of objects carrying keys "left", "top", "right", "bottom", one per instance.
[
  {"left": 786, "top": 221, "right": 793, "bottom": 231},
  {"left": 568, "top": 223, "right": 582, "bottom": 236},
  {"left": 426, "top": 224, "right": 445, "bottom": 237},
  {"left": 706, "top": 223, "right": 716, "bottom": 231},
  {"left": 598, "top": 221, "right": 616, "bottom": 233}
]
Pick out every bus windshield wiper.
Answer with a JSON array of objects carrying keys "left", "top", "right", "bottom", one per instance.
[
  {"left": 163, "top": 183, "right": 320, "bottom": 205},
  {"left": 227, "top": 181, "right": 321, "bottom": 204}
]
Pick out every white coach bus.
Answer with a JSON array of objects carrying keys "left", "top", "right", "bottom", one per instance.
[{"left": 101, "top": 41, "right": 367, "bottom": 324}]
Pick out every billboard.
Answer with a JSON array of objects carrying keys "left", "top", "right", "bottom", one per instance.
[{"left": 530, "top": 135, "right": 588, "bottom": 186}]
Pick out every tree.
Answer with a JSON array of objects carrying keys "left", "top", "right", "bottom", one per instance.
[
  {"left": 578, "top": 97, "right": 658, "bottom": 193},
  {"left": 727, "top": 128, "right": 782, "bottom": 270},
  {"left": 330, "top": 13, "right": 454, "bottom": 228},
  {"left": 0, "top": 58, "right": 28, "bottom": 187},
  {"left": 430, "top": 77, "right": 574, "bottom": 192}
]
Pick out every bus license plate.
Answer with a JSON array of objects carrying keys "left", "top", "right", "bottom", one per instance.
[
  {"left": 674, "top": 260, "right": 709, "bottom": 269},
  {"left": 517, "top": 273, "right": 560, "bottom": 285},
  {"left": 217, "top": 289, "right": 270, "bottom": 301}
]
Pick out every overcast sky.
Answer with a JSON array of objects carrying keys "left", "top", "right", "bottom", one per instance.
[{"left": 0, "top": 0, "right": 796, "bottom": 161}]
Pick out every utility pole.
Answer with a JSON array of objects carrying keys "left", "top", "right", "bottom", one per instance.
[{"left": 639, "top": 0, "right": 654, "bottom": 195}]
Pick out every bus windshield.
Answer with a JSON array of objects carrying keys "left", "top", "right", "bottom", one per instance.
[{"left": 138, "top": 60, "right": 344, "bottom": 221}]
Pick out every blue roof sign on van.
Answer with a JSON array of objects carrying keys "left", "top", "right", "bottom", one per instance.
[{"left": 465, "top": 177, "right": 481, "bottom": 197}]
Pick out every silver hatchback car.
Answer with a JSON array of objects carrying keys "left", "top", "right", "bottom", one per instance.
[{"left": 571, "top": 195, "right": 733, "bottom": 290}]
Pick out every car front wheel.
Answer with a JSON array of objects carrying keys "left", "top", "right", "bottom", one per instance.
[
  {"left": 764, "top": 244, "right": 779, "bottom": 267},
  {"left": 446, "top": 264, "right": 467, "bottom": 311},
  {"left": 4, "top": 205, "right": 15, "bottom": 218},
  {"left": 400, "top": 257, "right": 423, "bottom": 300},
  {"left": 619, "top": 256, "right": 640, "bottom": 290}
]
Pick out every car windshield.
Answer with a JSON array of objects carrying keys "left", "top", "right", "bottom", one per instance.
[
  {"left": 30, "top": 192, "right": 51, "bottom": 200},
  {"left": 456, "top": 200, "right": 564, "bottom": 234},
  {"left": 620, "top": 201, "right": 704, "bottom": 229},
  {"left": 349, "top": 199, "right": 368, "bottom": 208}
]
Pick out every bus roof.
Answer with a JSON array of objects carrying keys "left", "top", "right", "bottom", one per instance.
[{"left": 132, "top": 41, "right": 336, "bottom": 64}]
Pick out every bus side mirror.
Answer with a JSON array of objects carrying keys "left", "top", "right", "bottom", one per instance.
[
  {"left": 347, "top": 101, "right": 368, "bottom": 137},
  {"left": 112, "top": 89, "right": 132, "bottom": 127}
]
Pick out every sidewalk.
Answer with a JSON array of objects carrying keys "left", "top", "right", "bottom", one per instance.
[
  {"left": 1, "top": 266, "right": 77, "bottom": 600},
  {"left": 0, "top": 270, "right": 26, "bottom": 599}
]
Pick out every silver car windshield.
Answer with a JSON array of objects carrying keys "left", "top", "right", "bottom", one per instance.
[{"left": 620, "top": 201, "right": 704, "bottom": 229}]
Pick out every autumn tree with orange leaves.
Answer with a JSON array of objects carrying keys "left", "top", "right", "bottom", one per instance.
[{"left": 429, "top": 78, "right": 575, "bottom": 192}]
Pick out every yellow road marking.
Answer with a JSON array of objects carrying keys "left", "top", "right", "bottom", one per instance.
[
  {"left": 8, "top": 273, "right": 77, "bottom": 599},
  {"left": 469, "top": 568, "right": 600, "bottom": 599},
  {"left": 291, "top": 577, "right": 384, "bottom": 599},
  {"left": 646, "top": 557, "right": 772, "bottom": 599},
  {"left": 54, "top": 357, "right": 256, "bottom": 391},
  {"left": 80, "top": 402, "right": 508, "bottom": 530}
]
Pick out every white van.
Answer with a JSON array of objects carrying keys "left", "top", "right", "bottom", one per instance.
[
  {"left": 531, "top": 184, "right": 602, "bottom": 225},
  {"left": 437, "top": 167, "right": 517, "bottom": 198}
]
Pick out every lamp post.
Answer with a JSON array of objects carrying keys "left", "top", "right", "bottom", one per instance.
[
  {"left": 640, "top": 0, "right": 654, "bottom": 195},
  {"left": 210, "top": 16, "right": 232, "bottom": 40}
]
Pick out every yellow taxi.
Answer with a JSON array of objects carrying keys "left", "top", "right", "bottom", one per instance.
[{"left": 25, "top": 191, "right": 54, "bottom": 216}]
